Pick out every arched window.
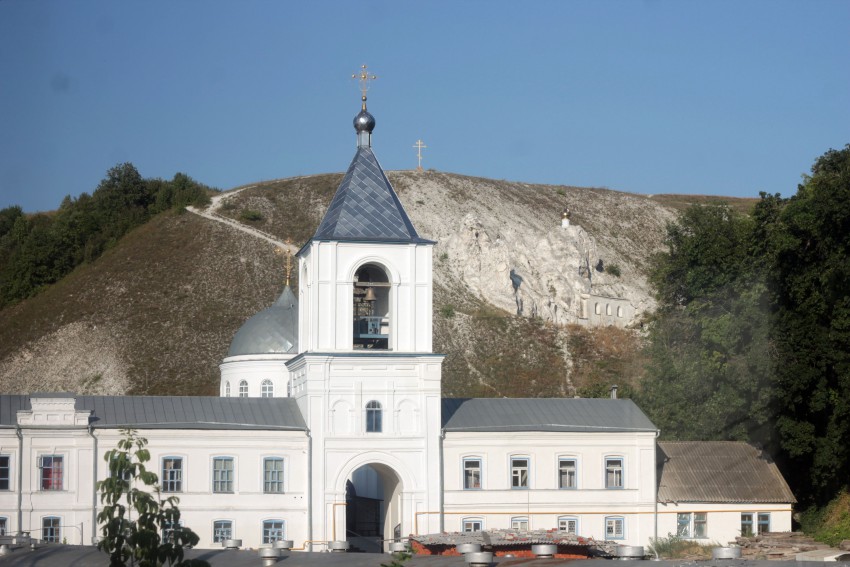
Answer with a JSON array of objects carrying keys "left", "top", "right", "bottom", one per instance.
[
  {"left": 617, "top": 306, "right": 624, "bottom": 318},
  {"left": 365, "top": 400, "right": 382, "bottom": 433},
  {"left": 261, "top": 380, "right": 274, "bottom": 398},
  {"left": 594, "top": 303, "right": 601, "bottom": 315},
  {"left": 224, "top": 382, "right": 231, "bottom": 397},
  {"left": 606, "top": 304, "right": 612, "bottom": 316},
  {"left": 353, "top": 264, "right": 390, "bottom": 350},
  {"left": 511, "top": 516, "right": 529, "bottom": 530},
  {"left": 238, "top": 380, "right": 248, "bottom": 398}
]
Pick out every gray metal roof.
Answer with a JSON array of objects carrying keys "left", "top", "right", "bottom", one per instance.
[
  {"left": 228, "top": 285, "right": 298, "bottom": 357},
  {"left": 0, "top": 395, "right": 307, "bottom": 431},
  {"left": 657, "top": 441, "right": 796, "bottom": 503},
  {"left": 312, "top": 147, "right": 428, "bottom": 243},
  {"left": 441, "top": 398, "right": 658, "bottom": 433}
]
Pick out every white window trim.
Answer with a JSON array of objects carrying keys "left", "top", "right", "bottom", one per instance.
[
  {"left": 558, "top": 515, "right": 580, "bottom": 535},
  {"left": 461, "top": 517, "right": 484, "bottom": 532},
  {"left": 509, "top": 455, "right": 531, "bottom": 490},
  {"left": 261, "top": 456, "right": 285, "bottom": 494},
  {"left": 604, "top": 455, "right": 624, "bottom": 489},
  {"left": 677, "top": 511, "right": 708, "bottom": 539},
  {"left": 262, "top": 518, "right": 286, "bottom": 543},
  {"left": 212, "top": 519, "right": 234, "bottom": 543},
  {"left": 211, "top": 456, "right": 235, "bottom": 494},
  {"left": 0, "top": 454, "right": 12, "bottom": 491},
  {"left": 557, "top": 455, "right": 578, "bottom": 490},
  {"left": 37, "top": 454, "right": 65, "bottom": 491},
  {"left": 511, "top": 516, "right": 530, "bottom": 531},
  {"left": 605, "top": 515, "right": 625, "bottom": 540},
  {"left": 461, "top": 456, "right": 483, "bottom": 490},
  {"left": 161, "top": 456, "right": 185, "bottom": 493},
  {"left": 0, "top": 516, "right": 9, "bottom": 536},
  {"left": 41, "top": 515, "right": 62, "bottom": 543}
]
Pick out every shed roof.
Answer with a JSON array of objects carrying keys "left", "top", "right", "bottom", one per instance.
[
  {"left": 441, "top": 397, "right": 658, "bottom": 433},
  {"left": 657, "top": 441, "right": 796, "bottom": 503},
  {"left": 0, "top": 395, "right": 307, "bottom": 431}
]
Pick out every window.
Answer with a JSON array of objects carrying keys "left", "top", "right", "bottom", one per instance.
[
  {"left": 0, "top": 517, "right": 7, "bottom": 536},
  {"left": 741, "top": 513, "right": 753, "bottom": 536},
  {"left": 677, "top": 512, "right": 708, "bottom": 538},
  {"left": 162, "top": 457, "right": 183, "bottom": 492},
  {"left": 162, "top": 520, "right": 182, "bottom": 543},
  {"left": 263, "top": 520, "right": 285, "bottom": 544},
  {"left": 263, "top": 458, "right": 284, "bottom": 493},
  {"left": 0, "top": 455, "right": 10, "bottom": 490},
  {"left": 238, "top": 380, "right": 248, "bottom": 398},
  {"left": 558, "top": 516, "right": 579, "bottom": 535},
  {"left": 42, "top": 516, "right": 61, "bottom": 543},
  {"left": 605, "top": 457, "right": 623, "bottom": 489},
  {"left": 605, "top": 516, "right": 625, "bottom": 540},
  {"left": 742, "top": 513, "right": 769, "bottom": 536},
  {"left": 353, "top": 263, "right": 390, "bottom": 350},
  {"left": 224, "top": 382, "right": 230, "bottom": 397},
  {"left": 463, "top": 458, "right": 481, "bottom": 490},
  {"left": 511, "top": 516, "right": 529, "bottom": 531},
  {"left": 365, "top": 400, "right": 382, "bottom": 433},
  {"left": 213, "top": 520, "right": 232, "bottom": 543},
  {"left": 511, "top": 457, "right": 529, "bottom": 489},
  {"left": 559, "top": 458, "right": 577, "bottom": 489},
  {"left": 462, "top": 518, "right": 483, "bottom": 532},
  {"left": 39, "top": 455, "right": 63, "bottom": 491},
  {"left": 213, "top": 457, "right": 234, "bottom": 493},
  {"left": 758, "top": 513, "right": 770, "bottom": 535},
  {"left": 261, "top": 380, "right": 274, "bottom": 398}
]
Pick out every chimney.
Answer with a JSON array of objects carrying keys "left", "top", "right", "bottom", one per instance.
[{"left": 610, "top": 384, "right": 618, "bottom": 399}]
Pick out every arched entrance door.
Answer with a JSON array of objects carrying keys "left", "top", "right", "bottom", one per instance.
[{"left": 345, "top": 463, "right": 402, "bottom": 553}]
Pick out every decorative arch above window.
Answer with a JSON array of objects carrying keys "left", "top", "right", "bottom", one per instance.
[
  {"left": 365, "top": 400, "right": 383, "bottom": 433},
  {"left": 261, "top": 380, "right": 274, "bottom": 398},
  {"left": 353, "top": 263, "right": 390, "bottom": 350}
]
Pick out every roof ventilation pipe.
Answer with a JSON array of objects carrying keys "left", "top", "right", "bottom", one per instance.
[
  {"left": 610, "top": 384, "right": 618, "bottom": 399},
  {"left": 532, "top": 544, "right": 557, "bottom": 558}
]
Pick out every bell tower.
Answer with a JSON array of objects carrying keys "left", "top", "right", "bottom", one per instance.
[{"left": 288, "top": 67, "right": 444, "bottom": 548}]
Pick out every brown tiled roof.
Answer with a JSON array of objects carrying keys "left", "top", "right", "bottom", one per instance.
[{"left": 657, "top": 441, "right": 796, "bottom": 504}]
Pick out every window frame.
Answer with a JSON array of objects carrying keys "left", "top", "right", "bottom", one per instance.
[
  {"left": 741, "top": 513, "right": 753, "bottom": 537},
  {"left": 162, "top": 519, "right": 183, "bottom": 543},
  {"left": 558, "top": 456, "right": 577, "bottom": 489},
  {"left": 365, "top": 400, "right": 383, "bottom": 433},
  {"left": 757, "top": 512, "right": 770, "bottom": 535},
  {"left": 39, "top": 454, "right": 64, "bottom": 491},
  {"left": 263, "top": 457, "right": 285, "bottom": 494},
  {"left": 462, "top": 517, "right": 484, "bottom": 533},
  {"left": 238, "top": 380, "right": 248, "bottom": 398},
  {"left": 462, "top": 457, "right": 482, "bottom": 490},
  {"left": 0, "top": 516, "right": 8, "bottom": 536},
  {"left": 213, "top": 519, "right": 233, "bottom": 543},
  {"left": 605, "top": 516, "right": 625, "bottom": 540},
  {"left": 558, "top": 515, "right": 579, "bottom": 535},
  {"left": 262, "top": 519, "right": 285, "bottom": 544},
  {"left": 261, "top": 379, "right": 274, "bottom": 398},
  {"left": 0, "top": 455, "right": 10, "bottom": 491},
  {"left": 510, "top": 456, "right": 530, "bottom": 490},
  {"left": 212, "top": 456, "right": 234, "bottom": 494},
  {"left": 511, "top": 516, "right": 529, "bottom": 531},
  {"left": 604, "top": 456, "right": 624, "bottom": 489},
  {"left": 224, "top": 381, "right": 231, "bottom": 397},
  {"left": 42, "top": 516, "right": 61, "bottom": 543},
  {"left": 161, "top": 456, "right": 184, "bottom": 493}
]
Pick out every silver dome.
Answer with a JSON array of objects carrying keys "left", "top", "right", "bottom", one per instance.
[
  {"left": 353, "top": 109, "right": 375, "bottom": 133},
  {"left": 227, "top": 286, "right": 298, "bottom": 357}
]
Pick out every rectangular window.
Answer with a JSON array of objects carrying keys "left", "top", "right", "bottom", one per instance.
[
  {"left": 0, "top": 517, "right": 7, "bottom": 536},
  {"left": 741, "top": 513, "right": 753, "bottom": 537},
  {"left": 213, "top": 520, "right": 232, "bottom": 543},
  {"left": 677, "top": 512, "right": 708, "bottom": 539},
  {"left": 462, "top": 518, "right": 483, "bottom": 532},
  {"left": 263, "top": 520, "right": 285, "bottom": 543},
  {"left": 677, "top": 513, "right": 691, "bottom": 537},
  {"left": 0, "top": 456, "right": 10, "bottom": 490},
  {"left": 463, "top": 459, "right": 481, "bottom": 490},
  {"left": 42, "top": 517, "right": 61, "bottom": 543},
  {"left": 559, "top": 458, "right": 576, "bottom": 489},
  {"left": 605, "top": 457, "right": 623, "bottom": 489},
  {"left": 757, "top": 513, "right": 770, "bottom": 535},
  {"left": 511, "top": 517, "right": 529, "bottom": 531},
  {"left": 162, "top": 457, "right": 183, "bottom": 493},
  {"left": 694, "top": 512, "right": 707, "bottom": 538},
  {"left": 605, "top": 516, "right": 625, "bottom": 540},
  {"left": 558, "top": 517, "right": 578, "bottom": 535},
  {"left": 162, "top": 520, "right": 181, "bottom": 543},
  {"left": 213, "top": 457, "right": 234, "bottom": 493},
  {"left": 39, "top": 455, "right": 63, "bottom": 491},
  {"left": 263, "top": 458, "right": 284, "bottom": 493},
  {"left": 511, "top": 457, "right": 529, "bottom": 489}
]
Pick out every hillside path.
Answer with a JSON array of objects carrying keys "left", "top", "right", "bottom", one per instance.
[{"left": 186, "top": 186, "right": 298, "bottom": 253}]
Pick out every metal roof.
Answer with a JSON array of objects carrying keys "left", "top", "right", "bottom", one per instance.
[
  {"left": 441, "top": 398, "right": 658, "bottom": 433},
  {"left": 312, "top": 147, "right": 429, "bottom": 244},
  {"left": 0, "top": 395, "right": 307, "bottom": 431},
  {"left": 227, "top": 285, "right": 298, "bottom": 356},
  {"left": 657, "top": 441, "right": 796, "bottom": 503}
]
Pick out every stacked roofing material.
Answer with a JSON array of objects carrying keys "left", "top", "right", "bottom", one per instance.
[{"left": 410, "top": 529, "right": 618, "bottom": 557}]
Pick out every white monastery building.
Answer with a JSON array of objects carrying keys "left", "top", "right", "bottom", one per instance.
[{"left": 0, "top": 90, "right": 794, "bottom": 552}]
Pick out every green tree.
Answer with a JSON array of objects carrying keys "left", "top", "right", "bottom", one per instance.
[{"left": 97, "top": 429, "right": 209, "bottom": 567}]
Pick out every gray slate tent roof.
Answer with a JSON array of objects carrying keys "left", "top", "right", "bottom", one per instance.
[
  {"left": 228, "top": 285, "right": 298, "bottom": 357},
  {"left": 312, "top": 147, "right": 431, "bottom": 244},
  {"left": 0, "top": 395, "right": 307, "bottom": 431},
  {"left": 657, "top": 441, "right": 796, "bottom": 503},
  {"left": 441, "top": 398, "right": 657, "bottom": 432}
]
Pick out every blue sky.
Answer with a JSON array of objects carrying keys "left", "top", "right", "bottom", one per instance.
[{"left": 1, "top": 1, "right": 848, "bottom": 212}]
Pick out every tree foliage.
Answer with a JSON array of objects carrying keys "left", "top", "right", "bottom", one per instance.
[
  {"left": 0, "top": 165, "right": 215, "bottom": 308},
  {"left": 97, "top": 429, "right": 209, "bottom": 567},
  {"left": 640, "top": 144, "right": 850, "bottom": 506}
]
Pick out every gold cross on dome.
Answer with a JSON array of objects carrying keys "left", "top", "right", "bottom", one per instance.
[
  {"left": 352, "top": 64, "right": 377, "bottom": 109},
  {"left": 413, "top": 139, "right": 427, "bottom": 171},
  {"left": 274, "top": 241, "right": 294, "bottom": 286}
]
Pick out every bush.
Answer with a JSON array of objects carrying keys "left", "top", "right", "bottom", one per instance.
[
  {"left": 440, "top": 304, "right": 455, "bottom": 318},
  {"left": 240, "top": 209, "right": 263, "bottom": 222},
  {"left": 802, "top": 491, "right": 850, "bottom": 547},
  {"left": 606, "top": 263, "right": 622, "bottom": 277},
  {"left": 648, "top": 535, "right": 714, "bottom": 559}
]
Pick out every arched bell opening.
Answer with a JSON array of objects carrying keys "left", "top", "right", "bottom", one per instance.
[
  {"left": 345, "top": 463, "right": 402, "bottom": 553},
  {"left": 353, "top": 263, "right": 390, "bottom": 350}
]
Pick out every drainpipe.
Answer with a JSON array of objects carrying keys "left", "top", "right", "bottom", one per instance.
[
  {"left": 88, "top": 425, "right": 98, "bottom": 545},
  {"left": 439, "top": 428, "right": 445, "bottom": 533},
  {"left": 15, "top": 425, "right": 23, "bottom": 537},
  {"left": 654, "top": 429, "right": 660, "bottom": 557},
  {"left": 306, "top": 429, "right": 312, "bottom": 551}
]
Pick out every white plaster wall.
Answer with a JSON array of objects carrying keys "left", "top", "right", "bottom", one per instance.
[
  {"left": 219, "top": 355, "right": 294, "bottom": 398},
  {"left": 656, "top": 502, "right": 793, "bottom": 546}
]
